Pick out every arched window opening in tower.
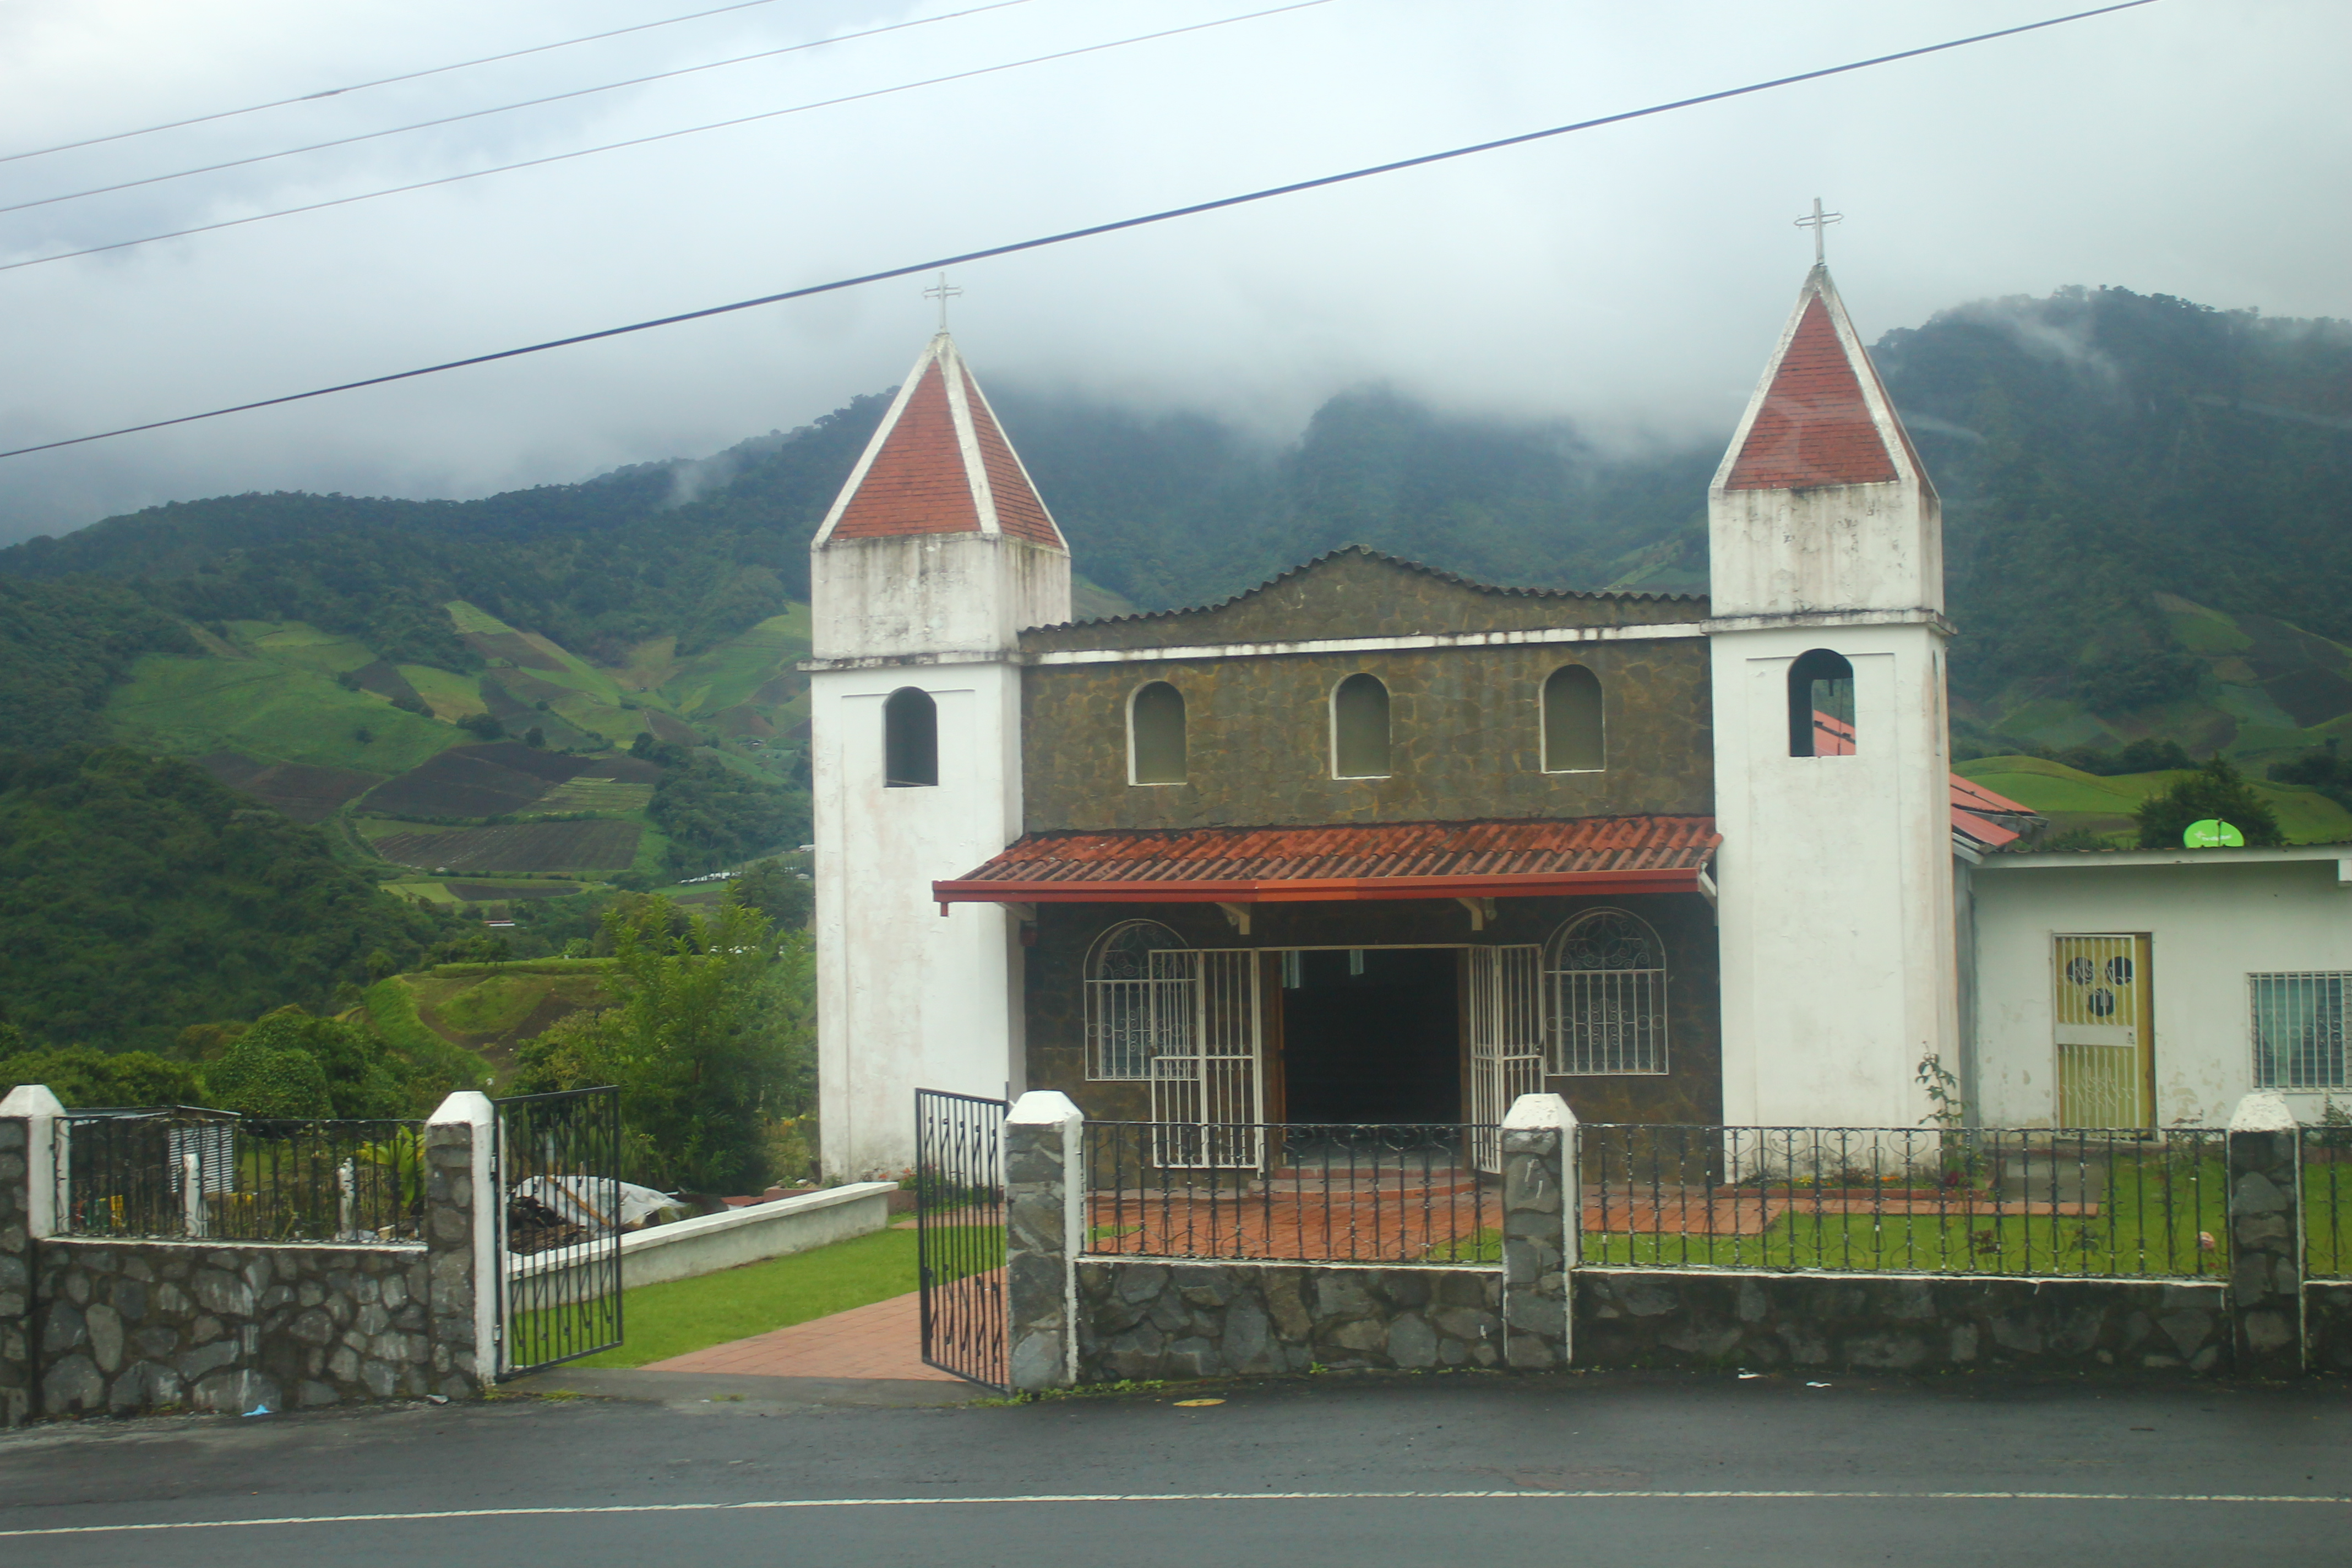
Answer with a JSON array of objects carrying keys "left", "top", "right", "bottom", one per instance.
[
  {"left": 1787, "top": 649, "right": 1856, "bottom": 757},
  {"left": 883, "top": 687, "right": 938, "bottom": 787},
  {"left": 1129, "top": 680, "right": 1187, "bottom": 786},
  {"left": 1085, "top": 919, "right": 1189, "bottom": 1080},
  {"left": 1542, "top": 664, "right": 1605, "bottom": 772},
  {"left": 1332, "top": 673, "right": 1391, "bottom": 779},
  {"left": 1547, "top": 908, "right": 1669, "bottom": 1075}
]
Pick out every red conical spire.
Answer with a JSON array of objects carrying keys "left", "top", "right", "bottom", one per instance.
[
  {"left": 814, "top": 335, "right": 1065, "bottom": 549},
  {"left": 1720, "top": 267, "right": 1925, "bottom": 494}
]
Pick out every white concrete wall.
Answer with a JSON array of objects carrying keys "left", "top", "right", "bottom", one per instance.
[
  {"left": 1709, "top": 483, "right": 1942, "bottom": 620},
  {"left": 1712, "top": 621, "right": 1956, "bottom": 1127},
  {"left": 1972, "top": 853, "right": 2352, "bottom": 1128},
  {"left": 812, "top": 533, "right": 1070, "bottom": 660},
  {"left": 505, "top": 1183, "right": 896, "bottom": 1294},
  {"left": 811, "top": 658, "right": 1026, "bottom": 1177}
]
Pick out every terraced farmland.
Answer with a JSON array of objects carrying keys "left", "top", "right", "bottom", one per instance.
[
  {"left": 370, "top": 819, "right": 642, "bottom": 873},
  {"left": 197, "top": 754, "right": 381, "bottom": 823}
]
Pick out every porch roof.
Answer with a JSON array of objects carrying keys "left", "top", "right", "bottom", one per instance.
[{"left": 933, "top": 816, "right": 1722, "bottom": 907}]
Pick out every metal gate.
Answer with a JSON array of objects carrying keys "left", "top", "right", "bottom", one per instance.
[
  {"left": 495, "top": 1086, "right": 623, "bottom": 1379},
  {"left": 2054, "top": 933, "right": 2154, "bottom": 1127},
  {"left": 915, "top": 1088, "right": 1009, "bottom": 1391},
  {"left": 1467, "top": 945, "right": 1546, "bottom": 1172},
  {"left": 1147, "top": 948, "right": 1264, "bottom": 1168}
]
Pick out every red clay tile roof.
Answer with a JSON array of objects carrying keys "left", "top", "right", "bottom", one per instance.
[
  {"left": 823, "top": 340, "right": 1066, "bottom": 548},
  {"left": 961, "top": 369, "right": 1062, "bottom": 547},
  {"left": 828, "top": 361, "right": 981, "bottom": 541},
  {"left": 1724, "top": 296, "right": 1900, "bottom": 490},
  {"left": 935, "top": 817, "right": 1721, "bottom": 906}
]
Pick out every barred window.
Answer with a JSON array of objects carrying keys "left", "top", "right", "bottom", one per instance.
[
  {"left": 2251, "top": 971, "right": 2350, "bottom": 1089},
  {"left": 1547, "top": 909, "right": 1668, "bottom": 1074},
  {"left": 1085, "top": 920, "right": 1189, "bottom": 1080}
]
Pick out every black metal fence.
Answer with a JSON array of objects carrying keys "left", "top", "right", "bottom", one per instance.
[
  {"left": 915, "top": 1088, "right": 1008, "bottom": 1391},
  {"left": 1085, "top": 1121, "right": 1498, "bottom": 1266},
  {"left": 2305, "top": 1124, "right": 2352, "bottom": 1280},
  {"left": 56, "top": 1109, "right": 425, "bottom": 1243},
  {"left": 1580, "top": 1124, "right": 2228, "bottom": 1279},
  {"left": 497, "top": 1086, "right": 623, "bottom": 1378}
]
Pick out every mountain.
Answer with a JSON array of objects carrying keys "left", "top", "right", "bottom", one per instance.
[{"left": 3, "top": 283, "right": 2350, "bottom": 831}]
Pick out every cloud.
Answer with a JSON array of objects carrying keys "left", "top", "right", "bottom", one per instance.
[{"left": 0, "top": 0, "right": 2346, "bottom": 544}]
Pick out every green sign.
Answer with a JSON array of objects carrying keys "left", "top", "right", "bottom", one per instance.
[{"left": 2184, "top": 818, "right": 2246, "bottom": 848}]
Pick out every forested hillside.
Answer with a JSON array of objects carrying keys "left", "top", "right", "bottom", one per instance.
[{"left": 0, "top": 748, "right": 464, "bottom": 1051}]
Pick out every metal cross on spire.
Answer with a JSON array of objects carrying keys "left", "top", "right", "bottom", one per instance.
[
  {"left": 1794, "top": 197, "right": 1843, "bottom": 265},
  {"left": 922, "top": 270, "right": 962, "bottom": 332}
]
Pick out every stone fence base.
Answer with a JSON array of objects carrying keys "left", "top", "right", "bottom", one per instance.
[
  {"left": 1576, "top": 1270, "right": 2230, "bottom": 1376},
  {"left": 1077, "top": 1260, "right": 1504, "bottom": 1381}
]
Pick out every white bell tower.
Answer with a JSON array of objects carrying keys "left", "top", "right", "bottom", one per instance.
[
  {"left": 1708, "top": 264, "right": 1957, "bottom": 1128},
  {"left": 805, "top": 331, "right": 1070, "bottom": 1177}
]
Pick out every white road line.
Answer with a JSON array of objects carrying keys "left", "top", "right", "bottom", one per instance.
[{"left": 3, "top": 1489, "right": 2348, "bottom": 1537}]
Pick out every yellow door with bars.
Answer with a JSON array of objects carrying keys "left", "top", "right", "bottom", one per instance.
[{"left": 2052, "top": 933, "right": 2154, "bottom": 1128}]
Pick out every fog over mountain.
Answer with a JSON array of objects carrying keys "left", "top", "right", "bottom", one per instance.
[{"left": 1, "top": 0, "right": 2346, "bottom": 544}]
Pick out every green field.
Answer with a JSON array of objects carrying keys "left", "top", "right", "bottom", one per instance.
[
  {"left": 1957, "top": 754, "right": 2352, "bottom": 846},
  {"left": 106, "top": 651, "right": 453, "bottom": 772}
]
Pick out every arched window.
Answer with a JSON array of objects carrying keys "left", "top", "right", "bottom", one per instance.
[
  {"left": 1546, "top": 909, "right": 1668, "bottom": 1074},
  {"left": 1787, "top": 649, "right": 1856, "bottom": 758},
  {"left": 883, "top": 687, "right": 937, "bottom": 787},
  {"left": 1085, "top": 919, "right": 1188, "bottom": 1080},
  {"left": 1331, "top": 673, "right": 1391, "bottom": 778},
  {"left": 1129, "top": 681, "right": 1187, "bottom": 786},
  {"left": 1542, "top": 665, "right": 1604, "bottom": 772}
]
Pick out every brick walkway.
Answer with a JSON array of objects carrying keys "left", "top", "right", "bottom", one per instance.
[{"left": 641, "top": 1289, "right": 959, "bottom": 1382}]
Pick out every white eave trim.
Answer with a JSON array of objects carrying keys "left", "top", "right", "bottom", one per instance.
[
  {"left": 1979, "top": 844, "right": 2352, "bottom": 871},
  {"left": 1704, "top": 607, "right": 1955, "bottom": 636}
]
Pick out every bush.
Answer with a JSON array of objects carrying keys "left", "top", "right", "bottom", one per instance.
[
  {"left": 204, "top": 1028, "right": 334, "bottom": 1119},
  {"left": 2135, "top": 755, "right": 2285, "bottom": 848},
  {"left": 0, "top": 1036, "right": 206, "bottom": 1108}
]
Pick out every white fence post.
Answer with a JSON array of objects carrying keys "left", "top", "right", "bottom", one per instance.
[
  {"left": 1004, "top": 1091, "right": 1083, "bottom": 1391},
  {"left": 1501, "top": 1092, "right": 1577, "bottom": 1370},
  {"left": 426, "top": 1092, "right": 498, "bottom": 1396}
]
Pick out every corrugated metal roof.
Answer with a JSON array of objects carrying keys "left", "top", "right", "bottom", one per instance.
[{"left": 935, "top": 816, "right": 1719, "bottom": 906}]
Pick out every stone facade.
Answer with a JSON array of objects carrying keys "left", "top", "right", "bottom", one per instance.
[
  {"left": 1018, "top": 553, "right": 1711, "bottom": 836},
  {"left": 1575, "top": 1271, "right": 2231, "bottom": 1375},
  {"left": 1076, "top": 1260, "right": 1504, "bottom": 1380},
  {"left": 1022, "top": 892, "right": 1723, "bottom": 1128},
  {"left": 34, "top": 1241, "right": 438, "bottom": 1415},
  {"left": 424, "top": 1109, "right": 485, "bottom": 1396}
]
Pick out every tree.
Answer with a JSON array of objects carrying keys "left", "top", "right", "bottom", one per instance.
[
  {"left": 510, "top": 892, "right": 783, "bottom": 1191},
  {"left": 726, "top": 857, "right": 814, "bottom": 929},
  {"left": 0, "top": 1034, "right": 205, "bottom": 1107},
  {"left": 204, "top": 1027, "right": 334, "bottom": 1119},
  {"left": 2135, "top": 755, "right": 2285, "bottom": 848}
]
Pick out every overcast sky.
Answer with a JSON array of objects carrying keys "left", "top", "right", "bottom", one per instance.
[{"left": 0, "top": 0, "right": 2343, "bottom": 543}]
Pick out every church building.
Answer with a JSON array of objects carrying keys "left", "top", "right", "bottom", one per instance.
[{"left": 804, "top": 265, "right": 2352, "bottom": 1178}]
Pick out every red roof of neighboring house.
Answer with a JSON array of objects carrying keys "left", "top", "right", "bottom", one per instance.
[
  {"left": 821, "top": 337, "right": 1065, "bottom": 548},
  {"left": 934, "top": 817, "right": 1722, "bottom": 906},
  {"left": 1725, "top": 295, "right": 1901, "bottom": 490}
]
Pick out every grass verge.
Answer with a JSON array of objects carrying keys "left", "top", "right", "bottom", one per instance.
[{"left": 565, "top": 1225, "right": 997, "bottom": 1369}]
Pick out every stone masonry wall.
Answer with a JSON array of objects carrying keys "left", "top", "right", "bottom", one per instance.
[
  {"left": 1075, "top": 1261, "right": 1504, "bottom": 1380},
  {"left": 2304, "top": 1283, "right": 2352, "bottom": 1376},
  {"left": 34, "top": 1242, "right": 438, "bottom": 1415},
  {"left": 1576, "top": 1271, "right": 2231, "bottom": 1376},
  {"left": 0, "top": 1118, "right": 31, "bottom": 1427}
]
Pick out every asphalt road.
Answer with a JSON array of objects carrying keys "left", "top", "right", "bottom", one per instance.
[{"left": 1, "top": 1370, "right": 2346, "bottom": 1567}]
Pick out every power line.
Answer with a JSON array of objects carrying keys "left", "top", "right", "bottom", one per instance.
[
  {"left": 0, "top": 0, "right": 1008, "bottom": 165},
  {"left": 0, "top": 1, "right": 1333, "bottom": 275},
  {"left": 0, "top": 1, "right": 2159, "bottom": 464},
  {"left": 0, "top": 0, "right": 1042, "bottom": 216}
]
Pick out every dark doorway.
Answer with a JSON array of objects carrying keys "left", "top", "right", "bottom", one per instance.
[{"left": 1279, "top": 948, "right": 1461, "bottom": 1123}]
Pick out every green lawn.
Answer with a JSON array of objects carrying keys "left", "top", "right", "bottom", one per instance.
[
  {"left": 1584, "top": 1156, "right": 2233, "bottom": 1279},
  {"left": 565, "top": 1225, "right": 998, "bottom": 1369}
]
